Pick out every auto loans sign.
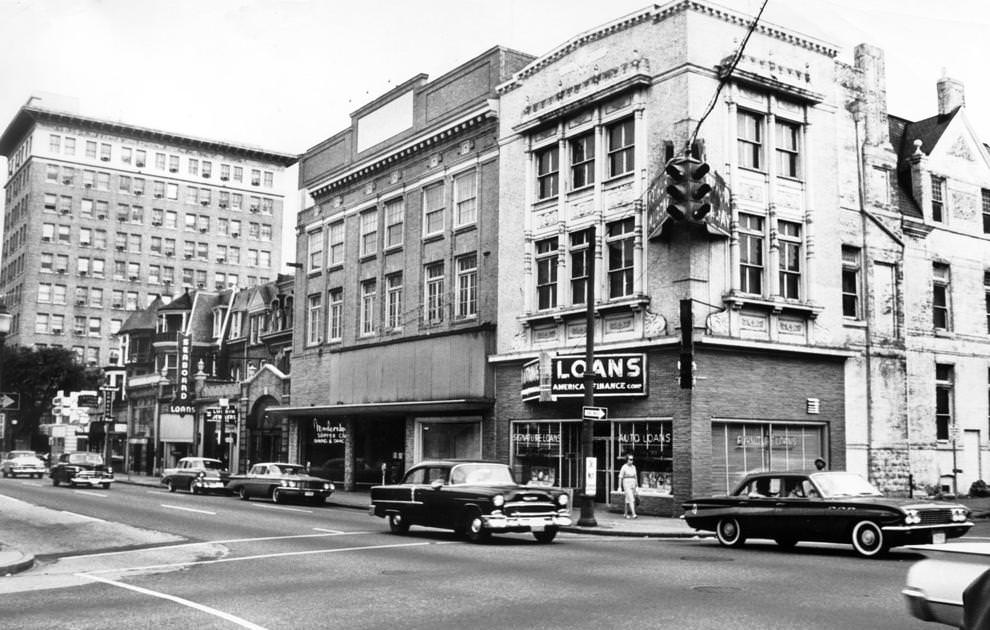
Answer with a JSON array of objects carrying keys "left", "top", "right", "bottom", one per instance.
[{"left": 543, "top": 353, "right": 647, "bottom": 399}]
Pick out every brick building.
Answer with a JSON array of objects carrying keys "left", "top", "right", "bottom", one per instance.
[
  {"left": 0, "top": 96, "right": 296, "bottom": 368},
  {"left": 491, "top": 2, "right": 854, "bottom": 515},
  {"left": 276, "top": 47, "right": 534, "bottom": 489}
]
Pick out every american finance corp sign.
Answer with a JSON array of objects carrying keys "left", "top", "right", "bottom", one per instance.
[{"left": 522, "top": 353, "right": 647, "bottom": 401}]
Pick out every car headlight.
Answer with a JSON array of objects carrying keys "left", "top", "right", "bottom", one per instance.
[
  {"left": 557, "top": 493, "right": 569, "bottom": 507},
  {"left": 324, "top": 483, "right": 332, "bottom": 490},
  {"left": 952, "top": 507, "right": 969, "bottom": 522},
  {"left": 107, "top": 467, "right": 113, "bottom": 475},
  {"left": 197, "top": 471, "right": 205, "bottom": 479},
  {"left": 904, "top": 509, "right": 920, "bottom": 525},
  {"left": 493, "top": 494, "right": 505, "bottom": 507}
]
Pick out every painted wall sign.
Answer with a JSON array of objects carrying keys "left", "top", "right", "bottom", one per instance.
[{"left": 313, "top": 419, "right": 346, "bottom": 445}]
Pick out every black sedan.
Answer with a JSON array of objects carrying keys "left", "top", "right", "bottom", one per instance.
[
  {"left": 370, "top": 460, "right": 571, "bottom": 543},
  {"left": 50, "top": 452, "right": 113, "bottom": 489},
  {"left": 682, "top": 471, "right": 972, "bottom": 557}
]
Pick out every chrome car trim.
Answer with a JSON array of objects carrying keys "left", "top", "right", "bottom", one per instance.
[{"left": 882, "top": 522, "right": 973, "bottom": 532}]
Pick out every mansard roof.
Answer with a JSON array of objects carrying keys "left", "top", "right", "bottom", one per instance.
[{"left": 118, "top": 295, "right": 165, "bottom": 333}]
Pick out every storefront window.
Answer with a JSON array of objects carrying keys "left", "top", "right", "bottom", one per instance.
[
  {"left": 510, "top": 422, "right": 582, "bottom": 488},
  {"left": 614, "top": 420, "right": 672, "bottom": 495},
  {"left": 419, "top": 418, "right": 481, "bottom": 460},
  {"left": 711, "top": 421, "right": 825, "bottom": 495}
]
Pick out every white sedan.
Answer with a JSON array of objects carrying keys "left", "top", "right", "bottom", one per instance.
[
  {"left": 1, "top": 451, "right": 46, "bottom": 478},
  {"left": 903, "top": 542, "right": 990, "bottom": 628}
]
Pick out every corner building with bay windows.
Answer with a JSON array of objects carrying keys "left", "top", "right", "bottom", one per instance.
[
  {"left": 491, "top": 2, "right": 855, "bottom": 515},
  {"left": 276, "top": 48, "right": 535, "bottom": 490}
]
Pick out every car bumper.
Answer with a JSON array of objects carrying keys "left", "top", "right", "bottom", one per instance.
[
  {"left": 275, "top": 488, "right": 334, "bottom": 499},
  {"left": 481, "top": 512, "right": 572, "bottom": 532},
  {"left": 69, "top": 475, "right": 113, "bottom": 486},
  {"left": 903, "top": 586, "right": 962, "bottom": 626},
  {"left": 191, "top": 480, "right": 229, "bottom": 492},
  {"left": 8, "top": 467, "right": 45, "bottom": 475},
  {"left": 883, "top": 522, "right": 973, "bottom": 544}
]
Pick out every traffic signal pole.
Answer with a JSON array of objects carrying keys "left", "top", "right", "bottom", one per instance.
[{"left": 577, "top": 224, "right": 598, "bottom": 527}]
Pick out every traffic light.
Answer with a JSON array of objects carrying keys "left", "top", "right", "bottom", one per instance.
[{"left": 665, "top": 157, "right": 713, "bottom": 222}]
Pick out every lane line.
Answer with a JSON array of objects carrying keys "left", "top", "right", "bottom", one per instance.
[
  {"left": 73, "top": 490, "right": 108, "bottom": 498},
  {"left": 68, "top": 531, "right": 374, "bottom": 560},
  {"left": 253, "top": 503, "right": 312, "bottom": 514},
  {"left": 86, "top": 541, "right": 452, "bottom": 574},
  {"left": 77, "top": 573, "right": 268, "bottom": 630},
  {"left": 313, "top": 527, "right": 345, "bottom": 534},
  {"left": 61, "top": 510, "right": 106, "bottom": 522},
  {"left": 161, "top": 504, "right": 216, "bottom": 515}
]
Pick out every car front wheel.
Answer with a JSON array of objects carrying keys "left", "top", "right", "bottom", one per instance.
[
  {"left": 715, "top": 518, "right": 746, "bottom": 547},
  {"left": 851, "top": 520, "right": 887, "bottom": 558},
  {"left": 166, "top": 480, "right": 176, "bottom": 493},
  {"left": 271, "top": 487, "right": 282, "bottom": 504},
  {"left": 238, "top": 487, "right": 250, "bottom": 501},
  {"left": 388, "top": 513, "right": 410, "bottom": 534},
  {"left": 533, "top": 527, "right": 558, "bottom": 544},
  {"left": 465, "top": 510, "right": 490, "bottom": 544},
  {"left": 52, "top": 476, "right": 60, "bottom": 487}
]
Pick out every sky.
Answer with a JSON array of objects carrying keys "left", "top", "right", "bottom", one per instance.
[{"left": 1, "top": 0, "right": 989, "bottom": 266}]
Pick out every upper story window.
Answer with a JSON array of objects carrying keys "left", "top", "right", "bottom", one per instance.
[
  {"left": 423, "top": 183, "right": 445, "bottom": 236},
  {"left": 984, "top": 271, "right": 990, "bottom": 334},
  {"left": 308, "top": 229, "right": 323, "bottom": 271},
  {"left": 935, "top": 363, "right": 954, "bottom": 441},
  {"left": 570, "top": 228, "right": 592, "bottom": 305},
  {"left": 424, "top": 262, "right": 445, "bottom": 325},
  {"left": 360, "top": 279, "right": 377, "bottom": 336},
  {"left": 606, "top": 118, "right": 635, "bottom": 178},
  {"left": 841, "top": 246, "right": 862, "bottom": 319},
  {"left": 570, "top": 133, "right": 595, "bottom": 189},
  {"left": 328, "top": 220, "right": 345, "bottom": 266},
  {"left": 737, "top": 111, "right": 763, "bottom": 170},
  {"left": 456, "top": 253, "right": 478, "bottom": 318},
  {"left": 775, "top": 121, "right": 801, "bottom": 179},
  {"left": 328, "top": 288, "right": 343, "bottom": 342},
  {"left": 86, "top": 141, "right": 98, "bottom": 159},
  {"left": 360, "top": 210, "right": 378, "bottom": 257},
  {"left": 739, "top": 213, "right": 765, "bottom": 295},
  {"left": 385, "top": 273, "right": 403, "bottom": 330},
  {"left": 535, "top": 237, "right": 558, "bottom": 310},
  {"left": 933, "top": 262, "right": 951, "bottom": 330},
  {"left": 982, "top": 189, "right": 990, "bottom": 234},
  {"left": 931, "top": 175, "right": 946, "bottom": 222},
  {"left": 535, "top": 145, "right": 559, "bottom": 200},
  {"left": 306, "top": 294, "right": 321, "bottom": 346},
  {"left": 384, "top": 198, "right": 404, "bottom": 248},
  {"left": 777, "top": 220, "right": 802, "bottom": 299},
  {"left": 454, "top": 171, "right": 477, "bottom": 226},
  {"left": 606, "top": 218, "right": 635, "bottom": 298}
]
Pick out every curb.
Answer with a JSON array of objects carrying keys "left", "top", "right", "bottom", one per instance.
[
  {"left": 0, "top": 550, "right": 35, "bottom": 576},
  {"left": 561, "top": 526, "right": 710, "bottom": 538}
]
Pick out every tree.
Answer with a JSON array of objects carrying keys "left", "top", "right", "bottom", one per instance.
[{"left": 2, "top": 345, "right": 98, "bottom": 450}]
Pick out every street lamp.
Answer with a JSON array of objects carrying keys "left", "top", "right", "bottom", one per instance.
[{"left": 0, "top": 301, "right": 13, "bottom": 453}]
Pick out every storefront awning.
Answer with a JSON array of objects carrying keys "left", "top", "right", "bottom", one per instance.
[{"left": 269, "top": 398, "right": 493, "bottom": 418}]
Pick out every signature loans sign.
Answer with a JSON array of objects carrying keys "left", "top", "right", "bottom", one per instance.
[{"left": 551, "top": 353, "right": 647, "bottom": 398}]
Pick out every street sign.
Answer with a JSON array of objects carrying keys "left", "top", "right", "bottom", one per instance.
[
  {"left": 584, "top": 457, "right": 597, "bottom": 497},
  {"left": 582, "top": 406, "right": 607, "bottom": 421},
  {"left": 0, "top": 392, "right": 19, "bottom": 410}
]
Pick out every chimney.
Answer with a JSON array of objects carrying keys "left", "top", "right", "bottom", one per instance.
[
  {"left": 937, "top": 74, "right": 965, "bottom": 115},
  {"left": 853, "top": 44, "right": 890, "bottom": 146}
]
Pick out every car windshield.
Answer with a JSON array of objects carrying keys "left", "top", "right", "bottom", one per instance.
[
  {"left": 811, "top": 472, "right": 883, "bottom": 498},
  {"left": 68, "top": 453, "right": 104, "bottom": 465},
  {"left": 201, "top": 460, "right": 224, "bottom": 470},
  {"left": 449, "top": 463, "right": 515, "bottom": 486},
  {"left": 8, "top": 452, "right": 39, "bottom": 460},
  {"left": 272, "top": 465, "right": 304, "bottom": 475}
]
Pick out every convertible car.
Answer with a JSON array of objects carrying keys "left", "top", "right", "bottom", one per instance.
[
  {"left": 226, "top": 462, "right": 334, "bottom": 504},
  {"left": 682, "top": 471, "right": 972, "bottom": 557},
  {"left": 370, "top": 460, "right": 571, "bottom": 543}
]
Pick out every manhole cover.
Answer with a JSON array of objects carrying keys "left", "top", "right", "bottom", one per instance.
[
  {"left": 679, "top": 555, "right": 734, "bottom": 563},
  {"left": 692, "top": 586, "right": 741, "bottom": 594}
]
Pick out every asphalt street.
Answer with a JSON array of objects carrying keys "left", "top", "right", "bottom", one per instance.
[{"left": 1, "top": 477, "right": 984, "bottom": 629}]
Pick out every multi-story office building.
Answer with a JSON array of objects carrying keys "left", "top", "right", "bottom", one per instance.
[
  {"left": 0, "top": 97, "right": 297, "bottom": 367},
  {"left": 280, "top": 47, "right": 533, "bottom": 489}
]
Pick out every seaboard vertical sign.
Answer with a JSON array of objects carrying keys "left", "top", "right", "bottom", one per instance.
[{"left": 170, "top": 333, "right": 195, "bottom": 415}]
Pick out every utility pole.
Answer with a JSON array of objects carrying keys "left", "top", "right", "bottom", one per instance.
[{"left": 578, "top": 225, "right": 598, "bottom": 527}]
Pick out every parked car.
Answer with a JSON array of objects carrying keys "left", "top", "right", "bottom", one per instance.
[
  {"left": 1, "top": 450, "right": 46, "bottom": 478},
  {"left": 227, "top": 462, "right": 335, "bottom": 504},
  {"left": 50, "top": 452, "right": 113, "bottom": 488},
  {"left": 682, "top": 471, "right": 972, "bottom": 557},
  {"left": 161, "top": 457, "right": 230, "bottom": 494},
  {"left": 904, "top": 542, "right": 990, "bottom": 628},
  {"left": 370, "top": 460, "right": 572, "bottom": 543}
]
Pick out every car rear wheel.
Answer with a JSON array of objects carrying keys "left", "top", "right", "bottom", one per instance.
[
  {"left": 388, "top": 512, "right": 410, "bottom": 534},
  {"left": 715, "top": 518, "right": 745, "bottom": 547},
  {"left": 101, "top": 483, "right": 110, "bottom": 490},
  {"left": 52, "top": 476, "right": 60, "bottom": 487},
  {"left": 465, "top": 509, "right": 490, "bottom": 543},
  {"left": 533, "top": 527, "right": 558, "bottom": 544},
  {"left": 238, "top": 487, "right": 250, "bottom": 501},
  {"left": 165, "top": 480, "right": 175, "bottom": 493},
  {"left": 191, "top": 484, "right": 200, "bottom": 495},
  {"left": 851, "top": 520, "right": 887, "bottom": 558}
]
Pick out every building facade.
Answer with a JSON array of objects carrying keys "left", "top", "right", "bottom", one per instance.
[
  {"left": 280, "top": 47, "right": 534, "bottom": 490},
  {"left": 0, "top": 97, "right": 296, "bottom": 368},
  {"left": 492, "top": 2, "right": 854, "bottom": 515}
]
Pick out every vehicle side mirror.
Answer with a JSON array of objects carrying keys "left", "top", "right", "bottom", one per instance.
[{"left": 430, "top": 479, "right": 444, "bottom": 490}]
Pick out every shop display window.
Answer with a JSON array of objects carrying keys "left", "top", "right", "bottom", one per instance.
[
  {"left": 614, "top": 420, "right": 673, "bottom": 495},
  {"left": 511, "top": 422, "right": 582, "bottom": 488},
  {"left": 419, "top": 418, "right": 481, "bottom": 460},
  {"left": 711, "top": 421, "right": 826, "bottom": 495}
]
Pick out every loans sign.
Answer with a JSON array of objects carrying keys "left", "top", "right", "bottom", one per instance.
[{"left": 522, "top": 353, "right": 647, "bottom": 401}]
